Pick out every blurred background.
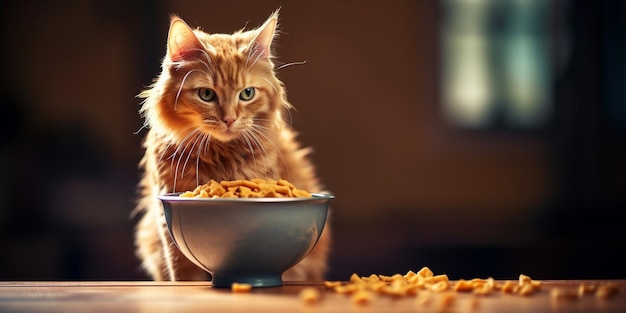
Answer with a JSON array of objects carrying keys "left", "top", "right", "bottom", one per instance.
[{"left": 1, "top": 0, "right": 625, "bottom": 281}]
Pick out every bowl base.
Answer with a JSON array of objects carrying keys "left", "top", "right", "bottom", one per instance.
[{"left": 211, "top": 273, "right": 283, "bottom": 288}]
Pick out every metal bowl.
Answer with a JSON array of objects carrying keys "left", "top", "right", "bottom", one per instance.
[{"left": 158, "top": 193, "right": 333, "bottom": 288}]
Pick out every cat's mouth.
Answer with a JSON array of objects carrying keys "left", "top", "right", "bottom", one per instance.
[
  {"left": 202, "top": 123, "right": 242, "bottom": 143},
  {"left": 220, "top": 128, "right": 241, "bottom": 141}
]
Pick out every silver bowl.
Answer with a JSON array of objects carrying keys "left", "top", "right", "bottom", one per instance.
[{"left": 158, "top": 193, "right": 333, "bottom": 288}]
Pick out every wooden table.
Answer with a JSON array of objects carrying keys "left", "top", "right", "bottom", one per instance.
[{"left": 0, "top": 280, "right": 624, "bottom": 312}]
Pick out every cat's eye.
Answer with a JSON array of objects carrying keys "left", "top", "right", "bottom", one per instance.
[
  {"left": 239, "top": 87, "right": 255, "bottom": 101},
  {"left": 198, "top": 88, "right": 216, "bottom": 102}
]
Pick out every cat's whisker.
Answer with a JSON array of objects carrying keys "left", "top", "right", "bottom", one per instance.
[
  {"left": 171, "top": 128, "right": 201, "bottom": 191},
  {"left": 245, "top": 41, "right": 265, "bottom": 71},
  {"left": 262, "top": 77, "right": 279, "bottom": 93},
  {"left": 246, "top": 129, "right": 277, "bottom": 179},
  {"left": 180, "top": 130, "right": 204, "bottom": 179},
  {"left": 173, "top": 143, "right": 191, "bottom": 191},
  {"left": 195, "top": 59, "right": 212, "bottom": 75},
  {"left": 175, "top": 69, "right": 202, "bottom": 110},
  {"left": 250, "top": 123, "right": 278, "bottom": 134},
  {"left": 249, "top": 48, "right": 265, "bottom": 69},
  {"left": 245, "top": 42, "right": 260, "bottom": 70},
  {"left": 168, "top": 127, "right": 200, "bottom": 162},
  {"left": 194, "top": 132, "right": 210, "bottom": 187},
  {"left": 163, "top": 60, "right": 185, "bottom": 70},
  {"left": 250, "top": 124, "right": 290, "bottom": 180},
  {"left": 171, "top": 143, "right": 188, "bottom": 191},
  {"left": 193, "top": 48, "right": 213, "bottom": 72},
  {"left": 204, "top": 132, "right": 212, "bottom": 155},
  {"left": 282, "top": 106, "right": 294, "bottom": 127},
  {"left": 159, "top": 142, "right": 175, "bottom": 163},
  {"left": 133, "top": 124, "right": 148, "bottom": 135},
  {"left": 276, "top": 60, "right": 306, "bottom": 70},
  {"left": 240, "top": 131, "right": 257, "bottom": 170}
]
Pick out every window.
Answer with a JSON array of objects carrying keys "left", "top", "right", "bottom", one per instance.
[{"left": 441, "top": 0, "right": 551, "bottom": 129}]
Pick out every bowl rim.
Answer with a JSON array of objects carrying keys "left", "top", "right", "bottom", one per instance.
[{"left": 158, "top": 192, "right": 334, "bottom": 202}]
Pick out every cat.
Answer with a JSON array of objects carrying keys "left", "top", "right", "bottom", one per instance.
[{"left": 134, "top": 11, "right": 330, "bottom": 281}]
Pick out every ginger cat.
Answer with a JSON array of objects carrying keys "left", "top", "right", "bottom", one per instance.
[{"left": 134, "top": 12, "right": 330, "bottom": 281}]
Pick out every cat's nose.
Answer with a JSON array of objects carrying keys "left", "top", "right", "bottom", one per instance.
[{"left": 223, "top": 117, "right": 236, "bottom": 127}]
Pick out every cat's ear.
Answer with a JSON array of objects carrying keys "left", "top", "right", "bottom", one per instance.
[
  {"left": 250, "top": 12, "right": 278, "bottom": 60},
  {"left": 167, "top": 16, "right": 204, "bottom": 62}
]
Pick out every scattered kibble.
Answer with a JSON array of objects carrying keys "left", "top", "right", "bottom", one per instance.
[
  {"left": 351, "top": 289, "right": 373, "bottom": 305},
  {"left": 596, "top": 283, "right": 619, "bottom": 300},
  {"left": 299, "top": 266, "right": 620, "bottom": 308},
  {"left": 322, "top": 268, "right": 545, "bottom": 300},
  {"left": 231, "top": 282, "right": 252, "bottom": 292},
  {"left": 551, "top": 288, "right": 579, "bottom": 301},
  {"left": 578, "top": 283, "right": 597, "bottom": 296},
  {"left": 299, "top": 287, "right": 321, "bottom": 305}
]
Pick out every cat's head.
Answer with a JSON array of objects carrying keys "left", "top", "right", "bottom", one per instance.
[{"left": 141, "top": 11, "right": 289, "bottom": 144}]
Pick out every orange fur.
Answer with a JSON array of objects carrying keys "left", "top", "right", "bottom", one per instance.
[{"left": 134, "top": 12, "right": 330, "bottom": 281}]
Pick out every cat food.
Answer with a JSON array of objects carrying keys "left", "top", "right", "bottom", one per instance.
[
  {"left": 231, "top": 282, "right": 252, "bottom": 292},
  {"left": 322, "top": 267, "right": 545, "bottom": 306},
  {"left": 298, "top": 287, "right": 321, "bottom": 305},
  {"left": 578, "top": 283, "right": 597, "bottom": 296},
  {"left": 596, "top": 283, "right": 619, "bottom": 299},
  {"left": 550, "top": 282, "right": 619, "bottom": 302},
  {"left": 550, "top": 288, "right": 580, "bottom": 301},
  {"left": 307, "top": 268, "right": 621, "bottom": 307},
  {"left": 179, "top": 178, "right": 312, "bottom": 198},
  {"left": 351, "top": 290, "right": 373, "bottom": 305}
]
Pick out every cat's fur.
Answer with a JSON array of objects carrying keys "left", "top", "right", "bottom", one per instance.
[{"left": 134, "top": 12, "right": 330, "bottom": 281}]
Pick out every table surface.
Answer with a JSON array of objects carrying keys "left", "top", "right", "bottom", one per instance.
[{"left": 0, "top": 280, "right": 624, "bottom": 313}]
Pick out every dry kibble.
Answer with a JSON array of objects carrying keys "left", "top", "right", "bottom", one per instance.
[
  {"left": 417, "top": 267, "right": 434, "bottom": 278},
  {"left": 518, "top": 283, "right": 535, "bottom": 296},
  {"left": 596, "top": 283, "right": 619, "bottom": 299},
  {"left": 319, "top": 268, "right": 620, "bottom": 308},
  {"left": 323, "top": 268, "right": 545, "bottom": 302},
  {"left": 367, "top": 274, "right": 381, "bottom": 282},
  {"left": 433, "top": 274, "right": 449, "bottom": 283},
  {"left": 349, "top": 273, "right": 363, "bottom": 284},
  {"left": 550, "top": 283, "right": 620, "bottom": 302},
  {"left": 578, "top": 283, "right": 597, "bottom": 296},
  {"left": 231, "top": 283, "right": 252, "bottom": 293},
  {"left": 179, "top": 178, "right": 312, "bottom": 198},
  {"left": 519, "top": 274, "right": 532, "bottom": 286},
  {"left": 404, "top": 270, "right": 417, "bottom": 280},
  {"left": 378, "top": 274, "right": 393, "bottom": 282},
  {"left": 384, "top": 280, "right": 410, "bottom": 297},
  {"left": 473, "top": 285, "right": 493, "bottom": 296},
  {"left": 324, "top": 281, "right": 342, "bottom": 289},
  {"left": 368, "top": 281, "right": 388, "bottom": 293},
  {"left": 429, "top": 280, "right": 450, "bottom": 293},
  {"left": 459, "top": 277, "right": 497, "bottom": 296},
  {"left": 551, "top": 288, "right": 579, "bottom": 301},
  {"left": 405, "top": 284, "right": 421, "bottom": 296},
  {"left": 351, "top": 289, "right": 372, "bottom": 305},
  {"left": 334, "top": 284, "right": 359, "bottom": 294},
  {"left": 299, "top": 287, "right": 320, "bottom": 305},
  {"left": 454, "top": 279, "right": 474, "bottom": 292},
  {"left": 179, "top": 191, "right": 196, "bottom": 197},
  {"left": 501, "top": 280, "right": 519, "bottom": 294}
]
